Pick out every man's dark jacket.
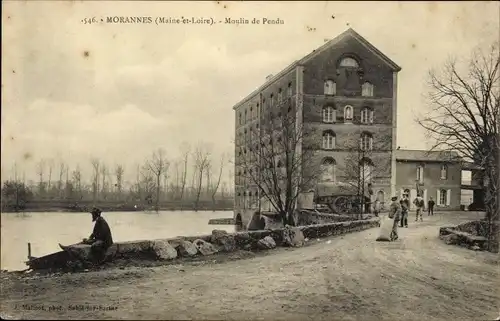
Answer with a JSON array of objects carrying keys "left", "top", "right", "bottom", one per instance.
[{"left": 90, "top": 216, "right": 113, "bottom": 248}]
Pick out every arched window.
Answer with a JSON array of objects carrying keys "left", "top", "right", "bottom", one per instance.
[
  {"left": 324, "top": 80, "right": 336, "bottom": 95},
  {"left": 439, "top": 189, "right": 447, "bottom": 206},
  {"left": 320, "top": 158, "right": 336, "bottom": 182},
  {"left": 322, "top": 106, "right": 336, "bottom": 123},
  {"left": 440, "top": 164, "right": 448, "bottom": 180},
  {"left": 359, "top": 158, "right": 374, "bottom": 183},
  {"left": 376, "top": 190, "right": 385, "bottom": 202},
  {"left": 344, "top": 105, "right": 353, "bottom": 122},
  {"left": 278, "top": 88, "right": 283, "bottom": 103},
  {"left": 362, "top": 82, "right": 374, "bottom": 97},
  {"left": 322, "top": 131, "right": 336, "bottom": 149},
  {"left": 339, "top": 57, "right": 359, "bottom": 68},
  {"left": 360, "top": 132, "right": 373, "bottom": 151},
  {"left": 361, "top": 107, "right": 374, "bottom": 124}
]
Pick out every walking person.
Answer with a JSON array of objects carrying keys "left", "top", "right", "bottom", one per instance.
[
  {"left": 400, "top": 194, "right": 410, "bottom": 228},
  {"left": 389, "top": 196, "right": 402, "bottom": 241},
  {"left": 413, "top": 194, "right": 425, "bottom": 222},
  {"left": 373, "top": 199, "right": 381, "bottom": 217},
  {"left": 428, "top": 197, "right": 435, "bottom": 216}
]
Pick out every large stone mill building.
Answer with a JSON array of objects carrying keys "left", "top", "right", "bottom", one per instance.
[{"left": 232, "top": 28, "right": 468, "bottom": 230}]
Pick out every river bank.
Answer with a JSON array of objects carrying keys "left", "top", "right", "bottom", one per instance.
[
  {"left": 1, "top": 211, "right": 498, "bottom": 320},
  {"left": 1, "top": 199, "right": 234, "bottom": 214}
]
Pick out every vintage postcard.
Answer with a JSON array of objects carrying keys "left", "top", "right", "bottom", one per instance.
[{"left": 1, "top": 1, "right": 499, "bottom": 320}]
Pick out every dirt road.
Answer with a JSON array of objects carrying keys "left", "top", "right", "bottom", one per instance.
[{"left": 1, "top": 211, "right": 499, "bottom": 320}]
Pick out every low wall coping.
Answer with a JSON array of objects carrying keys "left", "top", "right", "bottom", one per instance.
[{"left": 112, "top": 218, "right": 380, "bottom": 248}]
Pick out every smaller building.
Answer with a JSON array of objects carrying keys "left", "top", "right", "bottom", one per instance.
[{"left": 395, "top": 150, "right": 462, "bottom": 211}]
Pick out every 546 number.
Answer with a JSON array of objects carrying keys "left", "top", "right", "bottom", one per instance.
[{"left": 82, "top": 17, "right": 99, "bottom": 24}]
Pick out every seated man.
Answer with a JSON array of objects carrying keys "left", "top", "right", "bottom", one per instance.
[
  {"left": 60, "top": 207, "right": 113, "bottom": 265},
  {"left": 83, "top": 207, "right": 113, "bottom": 263}
]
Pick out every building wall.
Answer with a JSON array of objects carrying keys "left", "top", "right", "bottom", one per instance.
[
  {"left": 232, "top": 30, "right": 404, "bottom": 226},
  {"left": 233, "top": 67, "right": 298, "bottom": 228},
  {"left": 299, "top": 34, "right": 396, "bottom": 208},
  {"left": 396, "top": 161, "right": 462, "bottom": 210}
]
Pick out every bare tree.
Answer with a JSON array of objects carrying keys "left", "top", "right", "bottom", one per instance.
[
  {"left": 139, "top": 163, "right": 156, "bottom": 208},
  {"left": 100, "top": 164, "right": 107, "bottom": 200},
  {"left": 72, "top": 165, "right": 82, "bottom": 198},
  {"left": 337, "top": 131, "right": 392, "bottom": 218},
  {"left": 115, "top": 165, "right": 124, "bottom": 200},
  {"left": 179, "top": 143, "right": 190, "bottom": 201},
  {"left": 205, "top": 161, "right": 212, "bottom": 197},
  {"left": 193, "top": 144, "right": 211, "bottom": 211},
  {"left": 36, "top": 159, "right": 45, "bottom": 195},
  {"left": 210, "top": 153, "right": 226, "bottom": 211},
  {"left": 58, "top": 161, "right": 66, "bottom": 198},
  {"left": 163, "top": 170, "right": 169, "bottom": 200},
  {"left": 172, "top": 160, "right": 181, "bottom": 199},
  {"left": 189, "top": 162, "right": 197, "bottom": 199},
  {"left": 47, "top": 158, "right": 54, "bottom": 191},
  {"left": 145, "top": 148, "right": 170, "bottom": 212},
  {"left": 240, "top": 97, "right": 321, "bottom": 226},
  {"left": 90, "top": 158, "right": 100, "bottom": 202},
  {"left": 417, "top": 41, "right": 499, "bottom": 252}
]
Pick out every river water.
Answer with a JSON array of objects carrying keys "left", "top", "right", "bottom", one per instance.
[{"left": 0, "top": 210, "right": 235, "bottom": 271}]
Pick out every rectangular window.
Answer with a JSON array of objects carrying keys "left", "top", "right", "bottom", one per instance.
[
  {"left": 324, "top": 80, "right": 336, "bottom": 95},
  {"left": 322, "top": 107, "right": 336, "bottom": 123},
  {"left": 417, "top": 166, "right": 424, "bottom": 184},
  {"left": 362, "top": 82, "right": 374, "bottom": 97},
  {"left": 361, "top": 109, "right": 374, "bottom": 124},
  {"left": 439, "top": 189, "right": 447, "bottom": 206},
  {"left": 440, "top": 165, "right": 448, "bottom": 180},
  {"left": 287, "top": 83, "right": 293, "bottom": 97}
]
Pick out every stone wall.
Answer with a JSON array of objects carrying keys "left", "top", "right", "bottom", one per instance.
[
  {"left": 28, "top": 218, "right": 380, "bottom": 271},
  {"left": 112, "top": 217, "right": 380, "bottom": 259},
  {"left": 439, "top": 220, "right": 500, "bottom": 253},
  {"left": 296, "top": 210, "right": 365, "bottom": 225}
]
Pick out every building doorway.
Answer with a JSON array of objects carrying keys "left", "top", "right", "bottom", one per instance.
[{"left": 235, "top": 213, "right": 243, "bottom": 231}]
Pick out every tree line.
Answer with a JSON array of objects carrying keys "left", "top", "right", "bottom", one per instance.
[{"left": 1, "top": 143, "right": 235, "bottom": 212}]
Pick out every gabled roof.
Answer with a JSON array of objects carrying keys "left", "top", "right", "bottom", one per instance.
[
  {"left": 395, "top": 150, "right": 461, "bottom": 162},
  {"left": 232, "top": 28, "right": 402, "bottom": 110}
]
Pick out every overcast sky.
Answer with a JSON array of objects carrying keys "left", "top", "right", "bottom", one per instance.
[{"left": 1, "top": 1, "right": 498, "bottom": 185}]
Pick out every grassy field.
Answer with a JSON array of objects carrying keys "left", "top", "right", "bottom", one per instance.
[{"left": 1, "top": 211, "right": 499, "bottom": 320}]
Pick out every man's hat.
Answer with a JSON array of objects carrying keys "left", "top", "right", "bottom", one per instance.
[
  {"left": 90, "top": 207, "right": 102, "bottom": 216},
  {"left": 391, "top": 196, "right": 398, "bottom": 201}
]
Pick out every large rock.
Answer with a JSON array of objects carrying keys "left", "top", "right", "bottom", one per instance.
[
  {"left": 257, "top": 236, "right": 276, "bottom": 250},
  {"left": 117, "top": 241, "right": 152, "bottom": 254},
  {"left": 210, "top": 230, "right": 236, "bottom": 252},
  {"left": 151, "top": 240, "right": 178, "bottom": 260},
  {"left": 65, "top": 244, "right": 93, "bottom": 261},
  {"left": 444, "top": 234, "right": 459, "bottom": 245},
  {"left": 177, "top": 240, "right": 198, "bottom": 257},
  {"left": 282, "top": 225, "right": 305, "bottom": 247},
  {"left": 63, "top": 243, "right": 117, "bottom": 263},
  {"left": 193, "top": 239, "right": 219, "bottom": 256}
]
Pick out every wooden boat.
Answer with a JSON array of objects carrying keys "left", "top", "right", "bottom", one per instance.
[{"left": 25, "top": 250, "right": 71, "bottom": 270}]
